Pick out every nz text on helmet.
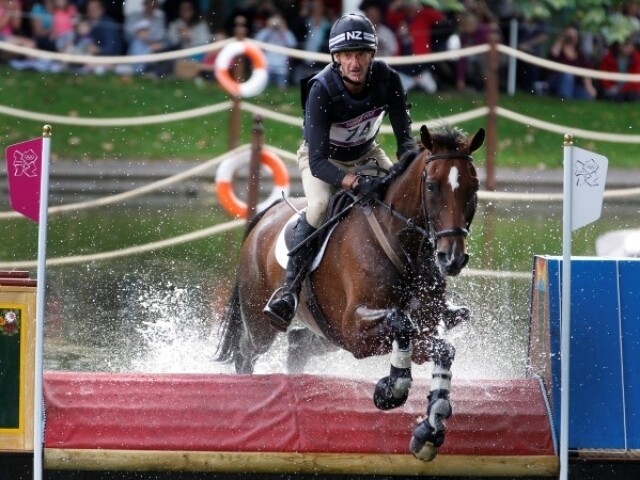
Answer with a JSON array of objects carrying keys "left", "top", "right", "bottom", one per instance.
[{"left": 329, "top": 31, "right": 377, "bottom": 52}]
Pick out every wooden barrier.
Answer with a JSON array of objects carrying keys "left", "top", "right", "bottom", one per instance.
[{"left": 42, "top": 372, "right": 557, "bottom": 476}]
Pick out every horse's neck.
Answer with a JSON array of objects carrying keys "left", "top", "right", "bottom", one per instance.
[{"left": 385, "top": 158, "right": 424, "bottom": 220}]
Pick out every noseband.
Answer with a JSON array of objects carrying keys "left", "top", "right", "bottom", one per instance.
[{"left": 422, "top": 152, "right": 475, "bottom": 241}]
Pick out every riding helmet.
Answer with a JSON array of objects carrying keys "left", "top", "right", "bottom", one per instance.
[{"left": 328, "top": 13, "right": 378, "bottom": 54}]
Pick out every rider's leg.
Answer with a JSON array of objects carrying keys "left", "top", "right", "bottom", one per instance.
[
  {"left": 264, "top": 213, "right": 318, "bottom": 332},
  {"left": 263, "top": 143, "right": 330, "bottom": 332}
]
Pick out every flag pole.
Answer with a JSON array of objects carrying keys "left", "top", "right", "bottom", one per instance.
[
  {"left": 33, "top": 125, "right": 51, "bottom": 480},
  {"left": 560, "top": 133, "right": 573, "bottom": 480}
]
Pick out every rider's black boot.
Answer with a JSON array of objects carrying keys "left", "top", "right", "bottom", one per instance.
[{"left": 263, "top": 214, "right": 318, "bottom": 332}]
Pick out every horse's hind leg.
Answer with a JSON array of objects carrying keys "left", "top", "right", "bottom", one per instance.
[
  {"left": 373, "top": 308, "right": 414, "bottom": 410},
  {"left": 410, "top": 337, "right": 455, "bottom": 462},
  {"left": 286, "top": 326, "right": 338, "bottom": 373},
  {"left": 235, "top": 331, "right": 259, "bottom": 374}
]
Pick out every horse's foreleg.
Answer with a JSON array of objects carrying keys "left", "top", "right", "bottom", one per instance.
[
  {"left": 410, "top": 337, "right": 455, "bottom": 462},
  {"left": 286, "top": 326, "right": 338, "bottom": 374},
  {"left": 373, "top": 308, "right": 414, "bottom": 410}
]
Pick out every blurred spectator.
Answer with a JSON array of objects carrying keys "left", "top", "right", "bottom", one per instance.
[
  {"left": 29, "top": 0, "right": 56, "bottom": 50},
  {"left": 599, "top": 37, "right": 640, "bottom": 102},
  {"left": 515, "top": 13, "right": 548, "bottom": 93},
  {"left": 167, "top": 0, "right": 211, "bottom": 53},
  {"left": 71, "top": 16, "right": 94, "bottom": 55},
  {"left": 621, "top": 1, "right": 640, "bottom": 46},
  {"left": 223, "top": 0, "right": 278, "bottom": 37},
  {"left": 0, "top": 0, "right": 35, "bottom": 47},
  {"left": 386, "top": 0, "right": 444, "bottom": 93},
  {"left": 547, "top": 24, "right": 597, "bottom": 100},
  {"left": 124, "top": 0, "right": 167, "bottom": 49},
  {"left": 290, "top": 0, "right": 331, "bottom": 84},
  {"left": 454, "top": 10, "right": 493, "bottom": 92},
  {"left": 52, "top": 0, "right": 78, "bottom": 53},
  {"left": 254, "top": 12, "right": 297, "bottom": 89},
  {"left": 359, "top": 2, "right": 397, "bottom": 57},
  {"left": 126, "top": 19, "right": 159, "bottom": 73},
  {"left": 484, "top": 0, "right": 515, "bottom": 42},
  {"left": 85, "top": 0, "right": 123, "bottom": 56}
]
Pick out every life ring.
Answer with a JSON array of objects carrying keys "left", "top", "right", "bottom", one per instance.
[
  {"left": 215, "top": 150, "right": 290, "bottom": 218},
  {"left": 214, "top": 41, "right": 268, "bottom": 98}
]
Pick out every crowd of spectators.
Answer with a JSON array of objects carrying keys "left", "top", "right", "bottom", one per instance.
[{"left": 0, "top": 0, "right": 639, "bottom": 102}]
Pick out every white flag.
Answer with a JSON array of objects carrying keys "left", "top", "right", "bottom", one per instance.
[{"left": 570, "top": 146, "right": 608, "bottom": 231}]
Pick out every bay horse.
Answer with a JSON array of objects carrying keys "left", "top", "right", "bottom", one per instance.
[{"left": 216, "top": 123, "right": 484, "bottom": 461}]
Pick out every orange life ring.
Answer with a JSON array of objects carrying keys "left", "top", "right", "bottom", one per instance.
[
  {"left": 214, "top": 41, "right": 268, "bottom": 97},
  {"left": 215, "top": 150, "right": 290, "bottom": 218}
]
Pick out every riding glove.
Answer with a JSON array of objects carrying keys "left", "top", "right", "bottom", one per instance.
[{"left": 355, "top": 176, "right": 384, "bottom": 198}]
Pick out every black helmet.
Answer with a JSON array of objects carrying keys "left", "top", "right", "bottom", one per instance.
[{"left": 328, "top": 13, "right": 377, "bottom": 54}]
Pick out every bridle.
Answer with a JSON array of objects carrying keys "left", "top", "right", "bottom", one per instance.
[{"left": 421, "top": 152, "right": 476, "bottom": 242}]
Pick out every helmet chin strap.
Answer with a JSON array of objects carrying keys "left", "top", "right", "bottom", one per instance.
[{"left": 342, "top": 75, "right": 363, "bottom": 86}]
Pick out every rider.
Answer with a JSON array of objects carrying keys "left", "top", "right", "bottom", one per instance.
[{"left": 263, "top": 12, "right": 417, "bottom": 332}]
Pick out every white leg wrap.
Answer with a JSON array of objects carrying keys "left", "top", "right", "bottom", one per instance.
[
  {"left": 431, "top": 366, "right": 452, "bottom": 391},
  {"left": 390, "top": 340, "right": 412, "bottom": 369}
]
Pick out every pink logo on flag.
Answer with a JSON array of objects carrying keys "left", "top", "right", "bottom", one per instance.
[{"left": 5, "top": 137, "right": 43, "bottom": 222}]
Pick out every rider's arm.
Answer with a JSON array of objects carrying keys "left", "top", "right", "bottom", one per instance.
[
  {"left": 386, "top": 68, "right": 417, "bottom": 159},
  {"left": 305, "top": 81, "right": 350, "bottom": 188}
]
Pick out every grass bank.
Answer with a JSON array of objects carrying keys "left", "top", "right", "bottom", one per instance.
[{"left": 1, "top": 66, "right": 638, "bottom": 168}]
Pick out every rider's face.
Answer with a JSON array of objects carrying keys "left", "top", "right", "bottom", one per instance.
[{"left": 336, "top": 50, "right": 373, "bottom": 84}]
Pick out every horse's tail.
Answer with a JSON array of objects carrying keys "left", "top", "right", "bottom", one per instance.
[
  {"left": 214, "top": 201, "right": 281, "bottom": 364},
  {"left": 214, "top": 279, "right": 242, "bottom": 364}
]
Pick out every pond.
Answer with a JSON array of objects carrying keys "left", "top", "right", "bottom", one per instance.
[{"left": 1, "top": 193, "right": 637, "bottom": 381}]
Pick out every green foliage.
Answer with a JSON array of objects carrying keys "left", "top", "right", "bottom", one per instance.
[
  {"left": 420, "top": 0, "right": 465, "bottom": 12},
  {"left": 598, "top": 13, "right": 638, "bottom": 44},
  {"left": 513, "top": 0, "right": 638, "bottom": 43}
]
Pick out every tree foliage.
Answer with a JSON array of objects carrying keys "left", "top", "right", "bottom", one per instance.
[
  {"left": 424, "top": 0, "right": 638, "bottom": 45},
  {"left": 512, "top": 0, "right": 638, "bottom": 44}
]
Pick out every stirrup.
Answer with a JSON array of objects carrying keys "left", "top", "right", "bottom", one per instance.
[{"left": 263, "top": 287, "right": 299, "bottom": 332}]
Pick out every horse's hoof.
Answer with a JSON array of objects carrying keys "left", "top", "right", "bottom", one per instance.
[
  {"left": 410, "top": 420, "right": 445, "bottom": 462},
  {"left": 443, "top": 303, "right": 470, "bottom": 330},
  {"left": 373, "top": 376, "right": 409, "bottom": 410},
  {"left": 410, "top": 438, "right": 438, "bottom": 462}
]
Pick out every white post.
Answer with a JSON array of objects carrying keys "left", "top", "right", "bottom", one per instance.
[
  {"left": 560, "top": 133, "right": 574, "bottom": 480},
  {"left": 33, "top": 125, "right": 51, "bottom": 480},
  {"left": 507, "top": 18, "right": 518, "bottom": 96}
]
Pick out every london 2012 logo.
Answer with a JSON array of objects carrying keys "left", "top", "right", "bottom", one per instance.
[
  {"left": 11, "top": 148, "right": 39, "bottom": 178},
  {"left": 0, "top": 309, "right": 20, "bottom": 336}
]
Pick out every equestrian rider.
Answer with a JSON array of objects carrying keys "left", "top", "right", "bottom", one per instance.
[{"left": 263, "top": 12, "right": 417, "bottom": 332}]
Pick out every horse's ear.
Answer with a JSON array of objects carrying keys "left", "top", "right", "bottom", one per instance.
[
  {"left": 420, "top": 125, "right": 433, "bottom": 151},
  {"left": 468, "top": 128, "right": 485, "bottom": 153}
]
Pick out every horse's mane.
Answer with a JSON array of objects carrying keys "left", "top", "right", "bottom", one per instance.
[
  {"left": 384, "top": 123, "right": 468, "bottom": 185},
  {"left": 429, "top": 122, "right": 468, "bottom": 151}
]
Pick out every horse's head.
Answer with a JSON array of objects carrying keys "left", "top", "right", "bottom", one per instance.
[{"left": 419, "top": 124, "right": 484, "bottom": 276}]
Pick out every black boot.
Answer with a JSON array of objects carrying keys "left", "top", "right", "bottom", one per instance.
[{"left": 264, "top": 214, "right": 318, "bottom": 332}]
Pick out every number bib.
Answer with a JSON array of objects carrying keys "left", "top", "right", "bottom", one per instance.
[{"left": 329, "top": 107, "right": 386, "bottom": 148}]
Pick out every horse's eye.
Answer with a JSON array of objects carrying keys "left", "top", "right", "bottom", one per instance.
[{"left": 425, "top": 181, "right": 437, "bottom": 194}]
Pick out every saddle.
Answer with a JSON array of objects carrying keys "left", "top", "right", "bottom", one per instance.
[{"left": 275, "top": 191, "right": 355, "bottom": 271}]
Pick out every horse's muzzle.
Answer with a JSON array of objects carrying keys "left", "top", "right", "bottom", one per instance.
[{"left": 437, "top": 251, "right": 469, "bottom": 277}]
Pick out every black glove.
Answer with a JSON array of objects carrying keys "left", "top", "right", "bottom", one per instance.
[
  {"left": 354, "top": 176, "right": 384, "bottom": 198},
  {"left": 400, "top": 147, "right": 421, "bottom": 164}
]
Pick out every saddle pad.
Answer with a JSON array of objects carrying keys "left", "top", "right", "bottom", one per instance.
[{"left": 275, "top": 213, "right": 337, "bottom": 271}]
